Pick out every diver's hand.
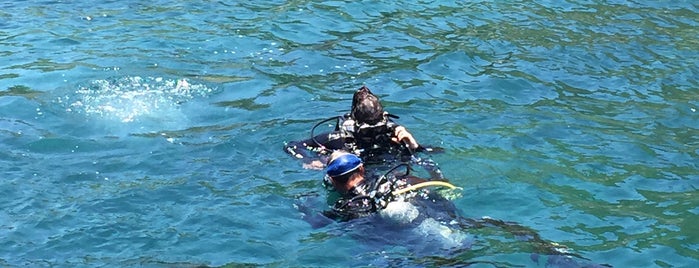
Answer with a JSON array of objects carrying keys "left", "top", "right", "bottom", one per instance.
[
  {"left": 392, "top": 126, "right": 419, "bottom": 150},
  {"left": 302, "top": 160, "right": 325, "bottom": 170}
]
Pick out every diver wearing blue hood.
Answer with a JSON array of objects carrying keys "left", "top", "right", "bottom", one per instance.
[
  {"left": 320, "top": 150, "right": 455, "bottom": 221},
  {"left": 284, "top": 86, "right": 422, "bottom": 170},
  {"left": 296, "top": 151, "right": 611, "bottom": 268}
]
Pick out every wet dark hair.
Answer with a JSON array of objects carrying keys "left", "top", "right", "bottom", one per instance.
[{"left": 351, "top": 86, "right": 385, "bottom": 125}]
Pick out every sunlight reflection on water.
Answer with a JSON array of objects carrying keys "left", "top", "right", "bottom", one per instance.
[{"left": 60, "top": 76, "right": 215, "bottom": 123}]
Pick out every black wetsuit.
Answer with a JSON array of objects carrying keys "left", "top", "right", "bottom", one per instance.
[
  {"left": 320, "top": 165, "right": 451, "bottom": 222},
  {"left": 283, "top": 113, "right": 412, "bottom": 166}
]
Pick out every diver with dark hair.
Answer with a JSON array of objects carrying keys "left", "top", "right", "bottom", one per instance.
[{"left": 283, "top": 85, "right": 423, "bottom": 170}]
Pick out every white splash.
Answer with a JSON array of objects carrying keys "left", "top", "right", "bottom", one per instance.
[
  {"left": 416, "top": 218, "right": 468, "bottom": 248},
  {"left": 379, "top": 200, "right": 420, "bottom": 224},
  {"left": 64, "top": 76, "right": 214, "bottom": 124},
  {"left": 380, "top": 200, "right": 470, "bottom": 249}
]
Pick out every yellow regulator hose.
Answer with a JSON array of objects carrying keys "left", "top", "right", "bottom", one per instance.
[{"left": 392, "top": 181, "right": 461, "bottom": 196}]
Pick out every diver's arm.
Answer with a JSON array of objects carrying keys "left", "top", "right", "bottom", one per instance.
[
  {"left": 414, "top": 157, "right": 445, "bottom": 180},
  {"left": 295, "top": 195, "right": 337, "bottom": 229},
  {"left": 284, "top": 138, "right": 326, "bottom": 170},
  {"left": 284, "top": 138, "right": 317, "bottom": 159},
  {"left": 393, "top": 126, "right": 419, "bottom": 149},
  {"left": 284, "top": 131, "right": 346, "bottom": 169},
  {"left": 402, "top": 174, "right": 428, "bottom": 185},
  {"left": 386, "top": 120, "right": 419, "bottom": 150}
]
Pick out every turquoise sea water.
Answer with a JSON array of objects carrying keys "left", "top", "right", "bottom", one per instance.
[{"left": 1, "top": 1, "right": 698, "bottom": 267}]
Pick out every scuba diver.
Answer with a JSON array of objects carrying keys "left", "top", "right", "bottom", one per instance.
[
  {"left": 316, "top": 150, "right": 456, "bottom": 222},
  {"left": 295, "top": 151, "right": 612, "bottom": 268},
  {"left": 283, "top": 86, "right": 424, "bottom": 170},
  {"left": 287, "top": 89, "right": 610, "bottom": 267}
]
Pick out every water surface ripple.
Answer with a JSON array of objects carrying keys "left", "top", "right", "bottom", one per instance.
[{"left": 1, "top": 1, "right": 697, "bottom": 267}]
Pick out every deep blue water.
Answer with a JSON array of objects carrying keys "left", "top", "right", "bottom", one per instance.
[{"left": 1, "top": 1, "right": 698, "bottom": 267}]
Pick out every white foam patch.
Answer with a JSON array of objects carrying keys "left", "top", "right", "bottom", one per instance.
[
  {"left": 62, "top": 76, "right": 214, "bottom": 124},
  {"left": 379, "top": 200, "right": 420, "bottom": 224},
  {"left": 416, "top": 218, "right": 468, "bottom": 248}
]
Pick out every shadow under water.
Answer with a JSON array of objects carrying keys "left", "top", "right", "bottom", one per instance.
[{"left": 296, "top": 189, "right": 612, "bottom": 268}]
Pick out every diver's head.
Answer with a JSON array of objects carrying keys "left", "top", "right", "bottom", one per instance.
[
  {"left": 326, "top": 151, "right": 365, "bottom": 194},
  {"left": 351, "top": 86, "right": 385, "bottom": 125},
  {"left": 327, "top": 151, "right": 363, "bottom": 178}
]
